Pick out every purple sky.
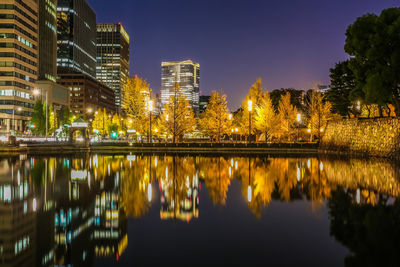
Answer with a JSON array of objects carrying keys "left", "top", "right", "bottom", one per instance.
[{"left": 87, "top": 0, "right": 399, "bottom": 109}]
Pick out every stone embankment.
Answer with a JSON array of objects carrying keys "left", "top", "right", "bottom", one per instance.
[{"left": 320, "top": 117, "right": 400, "bottom": 159}]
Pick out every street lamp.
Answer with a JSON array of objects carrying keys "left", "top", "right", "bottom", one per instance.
[
  {"left": 247, "top": 100, "right": 252, "bottom": 144},
  {"left": 33, "top": 88, "right": 48, "bottom": 139},
  {"left": 148, "top": 100, "right": 153, "bottom": 143},
  {"left": 296, "top": 113, "right": 301, "bottom": 142}
]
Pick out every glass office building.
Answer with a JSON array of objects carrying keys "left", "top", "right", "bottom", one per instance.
[
  {"left": 57, "top": 0, "right": 96, "bottom": 78},
  {"left": 0, "top": 0, "right": 38, "bottom": 134},
  {"left": 161, "top": 60, "right": 200, "bottom": 114},
  {"left": 96, "top": 23, "right": 130, "bottom": 113}
]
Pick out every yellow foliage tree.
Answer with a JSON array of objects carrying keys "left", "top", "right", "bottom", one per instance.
[
  {"left": 198, "top": 91, "right": 231, "bottom": 142},
  {"left": 254, "top": 92, "right": 279, "bottom": 142},
  {"left": 306, "top": 90, "right": 336, "bottom": 141},
  {"left": 158, "top": 83, "right": 196, "bottom": 143},
  {"left": 237, "top": 78, "right": 264, "bottom": 137},
  {"left": 277, "top": 92, "right": 298, "bottom": 141},
  {"left": 122, "top": 76, "right": 151, "bottom": 134},
  {"left": 112, "top": 113, "right": 125, "bottom": 135},
  {"left": 48, "top": 105, "right": 58, "bottom": 135},
  {"left": 92, "top": 108, "right": 111, "bottom": 136}
]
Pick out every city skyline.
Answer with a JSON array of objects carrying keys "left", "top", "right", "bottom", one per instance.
[{"left": 87, "top": 0, "right": 399, "bottom": 109}]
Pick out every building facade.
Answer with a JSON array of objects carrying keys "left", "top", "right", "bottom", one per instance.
[
  {"left": 199, "top": 95, "right": 210, "bottom": 114},
  {"left": 57, "top": 73, "right": 115, "bottom": 116},
  {"left": 161, "top": 60, "right": 200, "bottom": 114},
  {"left": 56, "top": 0, "right": 96, "bottom": 78},
  {"left": 96, "top": 23, "right": 130, "bottom": 113},
  {"left": 38, "top": 0, "right": 57, "bottom": 82},
  {"left": 0, "top": 0, "right": 39, "bottom": 134},
  {"left": 37, "top": 0, "right": 69, "bottom": 126}
]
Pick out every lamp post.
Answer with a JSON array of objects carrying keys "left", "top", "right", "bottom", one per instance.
[
  {"left": 248, "top": 100, "right": 252, "bottom": 144},
  {"left": 228, "top": 114, "right": 233, "bottom": 142},
  {"left": 33, "top": 89, "right": 48, "bottom": 139},
  {"left": 296, "top": 113, "right": 301, "bottom": 142},
  {"left": 148, "top": 100, "right": 153, "bottom": 143}
]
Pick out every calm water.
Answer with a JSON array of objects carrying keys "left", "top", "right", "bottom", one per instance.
[{"left": 0, "top": 154, "right": 399, "bottom": 267}]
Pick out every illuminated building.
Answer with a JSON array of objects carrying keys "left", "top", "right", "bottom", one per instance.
[
  {"left": 0, "top": 0, "right": 38, "bottom": 134},
  {"left": 199, "top": 95, "right": 210, "bottom": 114},
  {"left": 57, "top": 0, "right": 97, "bottom": 78},
  {"left": 57, "top": 73, "right": 116, "bottom": 115},
  {"left": 161, "top": 60, "right": 200, "bottom": 114},
  {"left": 37, "top": 0, "right": 69, "bottom": 121},
  {"left": 96, "top": 23, "right": 130, "bottom": 113}
]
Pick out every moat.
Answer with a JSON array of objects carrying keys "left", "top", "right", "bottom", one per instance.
[{"left": 0, "top": 154, "right": 399, "bottom": 266}]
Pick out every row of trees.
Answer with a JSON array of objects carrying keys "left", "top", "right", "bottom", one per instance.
[
  {"left": 327, "top": 7, "right": 400, "bottom": 118},
  {"left": 95, "top": 76, "right": 337, "bottom": 143}
]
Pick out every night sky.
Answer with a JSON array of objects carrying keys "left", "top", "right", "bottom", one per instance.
[{"left": 87, "top": 0, "right": 399, "bottom": 109}]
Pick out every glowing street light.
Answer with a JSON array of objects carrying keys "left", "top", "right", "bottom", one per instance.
[
  {"left": 248, "top": 100, "right": 253, "bottom": 143},
  {"left": 297, "top": 113, "right": 301, "bottom": 122},
  {"left": 148, "top": 100, "right": 153, "bottom": 143}
]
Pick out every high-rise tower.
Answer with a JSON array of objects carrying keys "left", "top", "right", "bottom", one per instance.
[
  {"left": 96, "top": 23, "right": 130, "bottom": 113},
  {"left": 161, "top": 60, "right": 200, "bottom": 114},
  {"left": 0, "top": 0, "right": 39, "bottom": 134},
  {"left": 56, "top": 0, "right": 96, "bottom": 78}
]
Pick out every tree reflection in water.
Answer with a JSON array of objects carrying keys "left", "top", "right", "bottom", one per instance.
[{"left": 0, "top": 154, "right": 399, "bottom": 266}]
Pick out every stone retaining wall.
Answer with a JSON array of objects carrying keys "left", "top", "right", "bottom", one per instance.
[{"left": 320, "top": 117, "right": 400, "bottom": 159}]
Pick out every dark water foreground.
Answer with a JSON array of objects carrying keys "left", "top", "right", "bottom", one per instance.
[{"left": 0, "top": 154, "right": 399, "bottom": 267}]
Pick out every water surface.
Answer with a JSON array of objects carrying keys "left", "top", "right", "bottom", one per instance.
[{"left": 0, "top": 154, "right": 399, "bottom": 266}]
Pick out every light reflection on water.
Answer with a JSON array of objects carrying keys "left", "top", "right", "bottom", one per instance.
[{"left": 0, "top": 154, "right": 399, "bottom": 266}]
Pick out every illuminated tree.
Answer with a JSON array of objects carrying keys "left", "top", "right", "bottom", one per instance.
[
  {"left": 198, "top": 91, "right": 231, "bottom": 142},
  {"left": 122, "top": 76, "right": 151, "bottom": 134},
  {"left": 305, "top": 90, "right": 337, "bottom": 141},
  {"left": 112, "top": 113, "right": 125, "bottom": 135},
  {"left": 48, "top": 105, "right": 58, "bottom": 135},
  {"left": 236, "top": 78, "right": 265, "bottom": 139},
  {"left": 254, "top": 91, "right": 279, "bottom": 142},
  {"left": 277, "top": 92, "right": 298, "bottom": 141},
  {"left": 92, "top": 108, "right": 111, "bottom": 136},
  {"left": 158, "top": 83, "right": 196, "bottom": 143}
]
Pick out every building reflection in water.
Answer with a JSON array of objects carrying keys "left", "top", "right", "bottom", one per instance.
[{"left": 0, "top": 154, "right": 400, "bottom": 266}]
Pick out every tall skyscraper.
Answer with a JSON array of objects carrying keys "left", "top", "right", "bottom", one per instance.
[
  {"left": 161, "top": 60, "right": 200, "bottom": 114},
  {"left": 37, "top": 0, "right": 69, "bottom": 122},
  {"left": 96, "top": 23, "right": 130, "bottom": 113},
  {"left": 0, "top": 0, "right": 39, "bottom": 134},
  {"left": 38, "top": 0, "right": 57, "bottom": 82},
  {"left": 56, "top": 0, "right": 96, "bottom": 78}
]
